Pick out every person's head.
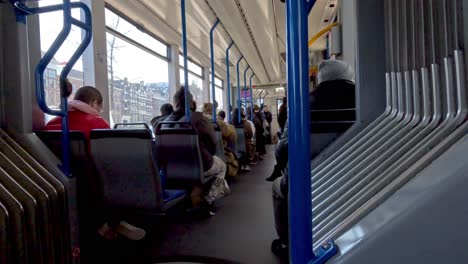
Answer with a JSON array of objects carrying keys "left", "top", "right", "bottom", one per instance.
[
  {"left": 160, "top": 103, "right": 173, "bottom": 116},
  {"left": 202, "top": 102, "right": 213, "bottom": 115},
  {"left": 283, "top": 97, "right": 287, "bottom": 104},
  {"left": 263, "top": 105, "right": 269, "bottom": 112},
  {"left": 317, "top": 59, "right": 355, "bottom": 85},
  {"left": 253, "top": 104, "right": 260, "bottom": 112},
  {"left": 173, "top": 86, "right": 194, "bottom": 112},
  {"left": 74, "top": 86, "right": 103, "bottom": 113},
  {"left": 218, "top": 110, "right": 226, "bottom": 120}
]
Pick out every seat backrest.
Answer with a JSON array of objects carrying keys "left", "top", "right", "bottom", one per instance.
[
  {"left": 235, "top": 127, "right": 247, "bottom": 157},
  {"left": 35, "top": 131, "right": 88, "bottom": 174},
  {"left": 155, "top": 122, "right": 203, "bottom": 188},
  {"left": 214, "top": 130, "right": 226, "bottom": 162},
  {"left": 90, "top": 129, "right": 163, "bottom": 211}
]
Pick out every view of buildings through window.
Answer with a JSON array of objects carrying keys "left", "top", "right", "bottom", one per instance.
[{"left": 106, "top": 8, "right": 170, "bottom": 125}]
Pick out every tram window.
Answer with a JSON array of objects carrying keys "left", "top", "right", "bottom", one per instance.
[
  {"left": 215, "top": 86, "right": 223, "bottom": 111},
  {"left": 106, "top": 10, "right": 170, "bottom": 124},
  {"left": 38, "top": 0, "right": 84, "bottom": 109},
  {"left": 179, "top": 55, "right": 203, "bottom": 76},
  {"left": 105, "top": 8, "right": 168, "bottom": 58},
  {"left": 180, "top": 70, "right": 203, "bottom": 111}
]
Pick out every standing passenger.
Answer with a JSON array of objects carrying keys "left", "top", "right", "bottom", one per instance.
[
  {"left": 263, "top": 105, "right": 273, "bottom": 144},
  {"left": 254, "top": 105, "right": 266, "bottom": 157},
  {"left": 278, "top": 97, "right": 287, "bottom": 135}
]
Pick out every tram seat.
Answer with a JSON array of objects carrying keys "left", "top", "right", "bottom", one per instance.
[
  {"left": 154, "top": 122, "right": 204, "bottom": 189},
  {"left": 35, "top": 131, "right": 99, "bottom": 205},
  {"left": 90, "top": 129, "right": 185, "bottom": 213},
  {"left": 213, "top": 123, "right": 226, "bottom": 162},
  {"left": 35, "top": 131, "right": 89, "bottom": 173},
  {"left": 235, "top": 127, "right": 247, "bottom": 159}
]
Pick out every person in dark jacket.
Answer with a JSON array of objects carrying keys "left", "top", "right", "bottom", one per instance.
[
  {"left": 254, "top": 105, "right": 266, "bottom": 156},
  {"left": 266, "top": 125, "right": 288, "bottom": 182},
  {"left": 150, "top": 103, "right": 173, "bottom": 130},
  {"left": 277, "top": 97, "right": 287, "bottom": 134},
  {"left": 271, "top": 59, "right": 355, "bottom": 252},
  {"left": 165, "top": 87, "right": 229, "bottom": 212},
  {"left": 263, "top": 105, "right": 273, "bottom": 144}
]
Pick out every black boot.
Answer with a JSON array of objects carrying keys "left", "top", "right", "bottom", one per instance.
[{"left": 266, "top": 165, "right": 282, "bottom": 182}]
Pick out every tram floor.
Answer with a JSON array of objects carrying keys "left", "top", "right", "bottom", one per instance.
[{"left": 88, "top": 145, "right": 287, "bottom": 264}]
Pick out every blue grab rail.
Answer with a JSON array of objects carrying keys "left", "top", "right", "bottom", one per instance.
[
  {"left": 308, "top": 0, "right": 316, "bottom": 15},
  {"left": 249, "top": 73, "right": 255, "bottom": 121},
  {"left": 226, "top": 41, "right": 235, "bottom": 122},
  {"left": 12, "top": 0, "right": 93, "bottom": 177},
  {"left": 181, "top": 0, "right": 190, "bottom": 118},
  {"left": 210, "top": 18, "right": 220, "bottom": 122},
  {"left": 286, "top": 0, "right": 337, "bottom": 263},
  {"left": 243, "top": 65, "right": 250, "bottom": 113},
  {"left": 236, "top": 56, "right": 244, "bottom": 121}
]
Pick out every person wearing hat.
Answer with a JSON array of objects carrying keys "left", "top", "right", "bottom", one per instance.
[
  {"left": 269, "top": 60, "right": 355, "bottom": 253},
  {"left": 311, "top": 59, "right": 355, "bottom": 111}
]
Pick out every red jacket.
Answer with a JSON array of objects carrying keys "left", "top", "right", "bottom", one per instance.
[{"left": 44, "top": 100, "right": 110, "bottom": 141}]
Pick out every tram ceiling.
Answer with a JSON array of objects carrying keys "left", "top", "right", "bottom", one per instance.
[{"left": 106, "top": 0, "right": 336, "bottom": 85}]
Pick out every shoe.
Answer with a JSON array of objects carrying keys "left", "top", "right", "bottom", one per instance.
[
  {"left": 243, "top": 165, "right": 252, "bottom": 171},
  {"left": 266, "top": 167, "right": 281, "bottom": 182},
  {"left": 115, "top": 221, "right": 146, "bottom": 241},
  {"left": 97, "top": 223, "right": 118, "bottom": 240}
]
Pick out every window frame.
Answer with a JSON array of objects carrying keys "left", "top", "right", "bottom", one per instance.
[
  {"left": 179, "top": 54, "right": 204, "bottom": 79},
  {"left": 105, "top": 5, "right": 170, "bottom": 60}
]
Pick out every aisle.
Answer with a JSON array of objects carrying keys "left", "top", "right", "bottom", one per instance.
[{"left": 148, "top": 145, "right": 285, "bottom": 264}]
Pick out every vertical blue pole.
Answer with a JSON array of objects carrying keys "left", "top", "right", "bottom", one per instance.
[
  {"left": 210, "top": 18, "right": 220, "bottom": 122},
  {"left": 250, "top": 73, "right": 255, "bottom": 121},
  {"left": 287, "top": 0, "right": 313, "bottom": 262},
  {"left": 181, "top": 0, "right": 190, "bottom": 118},
  {"left": 236, "top": 56, "right": 244, "bottom": 122},
  {"left": 60, "top": 0, "right": 72, "bottom": 177},
  {"left": 226, "top": 42, "right": 235, "bottom": 122},
  {"left": 243, "top": 66, "right": 250, "bottom": 114}
]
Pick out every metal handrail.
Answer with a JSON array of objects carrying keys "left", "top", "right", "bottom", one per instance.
[
  {"left": 181, "top": 0, "right": 190, "bottom": 118},
  {"left": 12, "top": 1, "right": 93, "bottom": 177},
  {"left": 243, "top": 65, "right": 250, "bottom": 112},
  {"left": 249, "top": 73, "right": 255, "bottom": 121},
  {"left": 226, "top": 41, "right": 235, "bottom": 122},
  {"left": 236, "top": 56, "right": 244, "bottom": 121},
  {"left": 286, "top": 0, "right": 337, "bottom": 263},
  {"left": 210, "top": 18, "right": 220, "bottom": 122}
]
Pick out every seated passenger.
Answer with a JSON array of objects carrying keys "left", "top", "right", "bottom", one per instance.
[
  {"left": 166, "top": 87, "right": 229, "bottom": 213},
  {"left": 150, "top": 103, "right": 173, "bottom": 130},
  {"left": 271, "top": 59, "right": 355, "bottom": 254},
  {"left": 44, "top": 86, "right": 146, "bottom": 241},
  {"left": 266, "top": 123, "right": 288, "bottom": 182},
  {"left": 218, "top": 110, "right": 239, "bottom": 178},
  {"left": 44, "top": 86, "right": 110, "bottom": 140},
  {"left": 231, "top": 108, "right": 254, "bottom": 171}
]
